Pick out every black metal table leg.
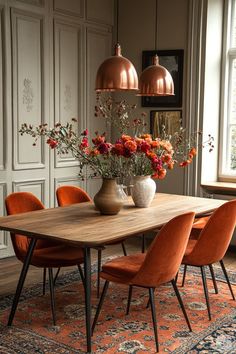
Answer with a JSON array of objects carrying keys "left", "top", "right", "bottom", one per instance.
[
  {"left": 8, "top": 238, "right": 37, "bottom": 326},
  {"left": 84, "top": 247, "right": 92, "bottom": 353}
]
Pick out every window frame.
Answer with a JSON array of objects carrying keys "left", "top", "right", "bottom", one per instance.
[{"left": 219, "top": 0, "right": 236, "bottom": 181}]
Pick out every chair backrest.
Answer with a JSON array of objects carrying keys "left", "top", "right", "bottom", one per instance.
[
  {"left": 5, "top": 192, "right": 45, "bottom": 259},
  {"left": 56, "top": 185, "right": 92, "bottom": 206},
  {"left": 131, "top": 212, "right": 195, "bottom": 287},
  {"left": 184, "top": 199, "right": 236, "bottom": 265}
]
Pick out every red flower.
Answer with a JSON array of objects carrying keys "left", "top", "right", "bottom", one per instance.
[
  {"left": 82, "top": 128, "right": 88, "bottom": 136},
  {"left": 46, "top": 138, "right": 58, "bottom": 149},
  {"left": 80, "top": 137, "right": 89, "bottom": 149},
  {"left": 140, "top": 141, "right": 151, "bottom": 153},
  {"left": 98, "top": 142, "right": 111, "bottom": 154}
]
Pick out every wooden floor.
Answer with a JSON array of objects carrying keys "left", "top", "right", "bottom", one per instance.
[{"left": 0, "top": 236, "right": 236, "bottom": 298}]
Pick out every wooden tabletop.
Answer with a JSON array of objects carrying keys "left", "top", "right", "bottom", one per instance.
[{"left": 0, "top": 193, "right": 226, "bottom": 247}]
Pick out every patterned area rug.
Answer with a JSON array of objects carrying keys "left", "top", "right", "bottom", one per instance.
[{"left": 0, "top": 264, "right": 236, "bottom": 353}]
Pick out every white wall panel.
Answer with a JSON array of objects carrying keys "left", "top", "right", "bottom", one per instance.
[
  {"left": 13, "top": 178, "right": 46, "bottom": 204},
  {"left": 86, "top": 27, "right": 111, "bottom": 196},
  {"left": 16, "top": 0, "right": 45, "bottom": 6},
  {"left": 86, "top": 0, "right": 114, "bottom": 26},
  {"left": 54, "top": 20, "right": 81, "bottom": 167},
  {"left": 12, "top": 9, "right": 45, "bottom": 170},
  {"left": 86, "top": 27, "right": 111, "bottom": 138},
  {"left": 0, "top": 7, "right": 4, "bottom": 171},
  {"left": 54, "top": 0, "right": 84, "bottom": 18}
]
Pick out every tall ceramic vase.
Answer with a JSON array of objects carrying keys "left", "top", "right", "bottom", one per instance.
[
  {"left": 131, "top": 175, "right": 156, "bottom": 208},
  {"left": 94, "top": 178, "right": 124, "bottom": 215}
]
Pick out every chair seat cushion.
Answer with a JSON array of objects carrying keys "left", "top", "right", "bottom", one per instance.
[
  {"left": 25, "top": 244, "right": 84, "bottom": 268},
  {"left": 192, "top": 216, "right": 210, "bottom": 229},
  {"left": 100, "top": 253, "right": 146, "bottom": 284}
]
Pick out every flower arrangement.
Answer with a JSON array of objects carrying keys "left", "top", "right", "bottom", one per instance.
[
  {"left": 19, "top": 94, "right": 214, "bottom": 183},
  {"left": 19, "top": 117, "right": 213, "bottom": 182}
]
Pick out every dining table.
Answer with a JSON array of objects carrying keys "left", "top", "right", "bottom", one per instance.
[{"left": 0, "top": 193, "right": 226, "bottom": 353}]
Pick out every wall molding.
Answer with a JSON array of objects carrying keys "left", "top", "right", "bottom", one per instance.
[
  {"left": 11, "top": 8, "right": 45, "bottom": 170},
  {"left": 12, "top": 178, "right": 46, "bottom": 204}
]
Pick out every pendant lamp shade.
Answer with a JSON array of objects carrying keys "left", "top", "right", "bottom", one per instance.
[
  {"left": 95, "top": 44, "right": 139, "bottom": 92},
  {"left": 138, "top": 55, "right": 174, "bottom": 96}
]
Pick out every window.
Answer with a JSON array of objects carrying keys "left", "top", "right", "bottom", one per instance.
[{"left": 220, "top": 0, "right": 236, "bottom": 180}]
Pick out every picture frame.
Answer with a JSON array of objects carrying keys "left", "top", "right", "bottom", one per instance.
[
  {"left": 150, "top": 110, "right": 182, "bottom": 138},
  {"left": 141, "top": 49, "right": 184, "bottom": 108}
]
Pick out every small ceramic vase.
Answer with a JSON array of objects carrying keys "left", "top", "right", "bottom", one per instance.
[{"left": 131, "top": 175, "right": 156, "bottom": 207}]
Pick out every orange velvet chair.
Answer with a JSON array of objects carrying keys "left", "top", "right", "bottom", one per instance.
[
  {"left": 92, "top": 212, "right": 195, "bottom": 352},
  {"left": 56, "top": 185, "right": 127, "bottom": 298},
  {"left": 5, "top": 192, "right": 84, "bottom": 325},
  {"left": 181, "top": 199, "right": 236, "bottom": 320},
  {"left": 180, "top": 214, "right": 212, "bottom": 288}
]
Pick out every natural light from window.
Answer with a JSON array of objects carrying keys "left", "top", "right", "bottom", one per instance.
[{"left": 220, "top": 0, "right": 236, "bottom": 179}]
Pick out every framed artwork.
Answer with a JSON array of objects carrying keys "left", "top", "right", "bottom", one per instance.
[
  {"left": 141, "top": 49, "right": 184, "bottom": 108},
  {"left": 150, "top": 110, "right": 182, "bottom": 138}
]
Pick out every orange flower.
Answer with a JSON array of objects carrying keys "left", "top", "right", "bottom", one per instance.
[
  {"left": 167, "top": 162, "right": 174, "bottom": 170},
  {"left": 140, "top": 133, "right": 152, "bottom": 140},
  {"left": 153, "top": 168, "right": 167, "bottom": 180},
  {"left": 134, "top": 137, "right": 143, "bottom": 145},
  {"left": 146, "top": 151, "right": 157, "bottom": 161},
  {"left": 160, "top": 140, "right": 173, "bottom": 153},
  {"left": 179, "top": 159, "right": 192, "bottom": 167},
  {"left": 151, "top": 140, "right": 160, "bottom": 148},
  {"left": 162, "top": 154, "right": 172, "bottom": 163},
  {"left": 121, "top": 134, "right": 132, "bottom": 142},
  {"left": 124, "top": 140, "right": 137, "bottom": 153},
  {"left": 189, "top": 147, "right": 197, "bottom": 156},
  {"left": 158, "top": 168, "right": 167, "bottom": 179},
  {"left": 113, "top": 143, "right": 125, "bottom": 156},
  {"left": 89, "top": 149, "right": 100, "bottom": 156}
]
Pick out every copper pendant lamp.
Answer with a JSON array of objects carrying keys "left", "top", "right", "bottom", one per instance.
[
  {"left": 95, "top": 43, "right": 138, "bottom": 92},
  {"left": 138, "top": 0, "right": 174, "bottom": 96},
  {"left": 95, "top": 0, "right": 138, "bottom": 92}
]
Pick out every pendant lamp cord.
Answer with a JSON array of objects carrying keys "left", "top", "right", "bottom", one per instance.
[
  {"left": 116, "top": 0, "right": 119, "bottom": 43},
  {"left": 155, "top": 0, "right": 158, "bottom": 50}
]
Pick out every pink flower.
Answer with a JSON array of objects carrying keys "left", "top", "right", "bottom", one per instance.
[{"left": 80, "top": 137, "right": 89, "bottom": 148}]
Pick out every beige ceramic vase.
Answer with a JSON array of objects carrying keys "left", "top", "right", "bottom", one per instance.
[
  {"left": 131, "top": 175, "right": 156, "bottom": 207},
  {"left": 94, "top": 178, "right": 124, "bottom": 215}
]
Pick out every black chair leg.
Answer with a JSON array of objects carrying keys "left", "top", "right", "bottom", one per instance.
[
  {"left": 8, "top": 238, "right": 37, "bottom": 326},
  {"left": 78, "top": 264, "right": 85, "bottom": 288},
  {"left": 200, "top": 266, "right": 211, "bottom": 320},
  {"left": 141, "top": 234, "right": 145, "bottom": 253},
  {"left": 220, "top": 260, "right": 235, "bottom": 300},
  {"left": 53, "top": 267, "right": 61, "bottom": 286},
  {"left": 126, "top": 285, "right": 133, "bottom": 315},
  {"left": 148, "top": 287, "right": 159, "bottom": 353},
  {"left": 175, "top": 271, "right": 179, "bottom": 284},
  {"left": 92, "top": 280, "right": 109, "bottom": 335},
  {"left": 48, "top": 268, "right": 56, "bottom": 326},
  {"left": 171, "top": 280, "right": 192, "bottom": 332},
  {"left": 97, "top": 249, "right": 102, "bottom": 298},
  {"left": 209, "top": 264, "right": 218, "bottom": 294},
  {"left": 121, "top": 242, "right": 127, "bottom": 256},
  {"left": 43, "top": 267, "right": 46, "bottom": 295},
  {"left": 181, "top": 265, "right": 187, "bottom": 287}
]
